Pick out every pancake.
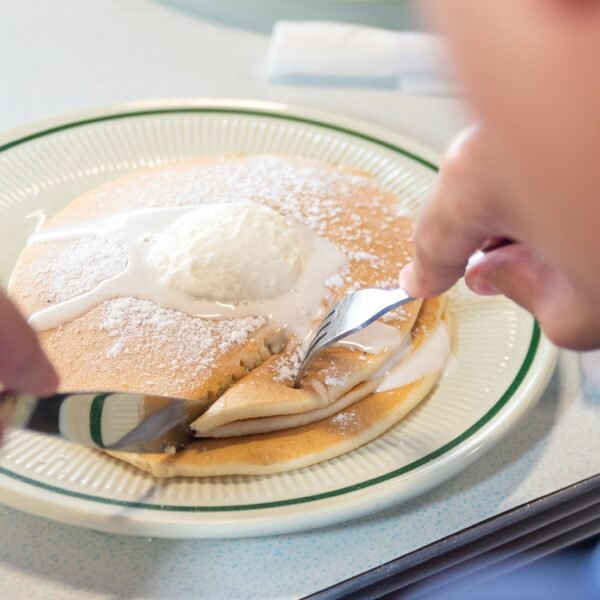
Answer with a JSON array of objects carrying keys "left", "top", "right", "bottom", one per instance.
[
  {"left": 8, "top": 154, "right": 451, "bottom": 478},
  {"left": 109, "top": 296, "right": 450, "bottom": 477}
]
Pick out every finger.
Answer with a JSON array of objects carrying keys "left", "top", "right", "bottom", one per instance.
[
  {"left": 466, "top": 244, "right": 600, "bottom": 349},
  {"left": 400, "top": 126, "right": 508, "bottom": 298},
  {"left": 0, "top": 291, "right": 59, "bottom": 395}
]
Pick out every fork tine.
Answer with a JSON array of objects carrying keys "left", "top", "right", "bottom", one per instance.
[
  {"left": 293, "top": 288, "right": 416, "bottom": 388},
  {"left": 294, "top": 330, "right": 331, "bottom": 387},
  {"left": 312, "top": 318, "right": 333, "bottom": 341},
  {"left": 303, "top": 329, "right": 329, "bottom": 361},
  {"left": 310, "top": 303, "right": 339, "bottom": 340},
  {"left": 297, "top": 307, "right": 345, "bottom": 383},
  {"left": 294, "top": 351, "right": 316, "bottom": 387},
  {"left": 301, "top": 306, "right": 336, "bottom": 358},
  {"left": 311, "top": 313, "right": 334, "bottom": 337}
]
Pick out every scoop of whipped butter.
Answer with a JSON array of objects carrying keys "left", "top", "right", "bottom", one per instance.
[{"left": 148, "top": 203, "right": 303, "bottom": 302}]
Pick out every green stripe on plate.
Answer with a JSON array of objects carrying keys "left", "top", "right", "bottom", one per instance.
[
  {"left": 89, "top": 394, "right": 110, "bottom": 448},
  {"left": 0, "top": 107, "right": 437, "bottom": 171}
]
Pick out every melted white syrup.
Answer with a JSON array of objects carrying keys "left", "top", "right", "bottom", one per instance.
[
  {"left": 376, "top": 322, "right": 452, "bottom": 392},
  {"left": 337, "top": 321, "right": 405, "bottom": 354},
  {"left": 27, "top": 205, "right": 348, "bottom": 341}
]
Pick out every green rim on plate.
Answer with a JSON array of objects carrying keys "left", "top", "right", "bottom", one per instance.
[{"left": 0, "top": 107, "right": 541, "bottom": 511}]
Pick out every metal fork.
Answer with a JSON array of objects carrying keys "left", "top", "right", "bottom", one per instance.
[{"left": 294, "top": 288, "right": 416, "bottom": 386}]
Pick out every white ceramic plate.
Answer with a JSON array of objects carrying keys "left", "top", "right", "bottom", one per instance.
[{"left": 0, "top": 100, "right": 556, "bottom": 538}]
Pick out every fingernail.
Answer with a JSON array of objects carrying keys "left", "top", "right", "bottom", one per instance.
[{"left": 468, "top": 276, "right": 500, "bottom": 296}]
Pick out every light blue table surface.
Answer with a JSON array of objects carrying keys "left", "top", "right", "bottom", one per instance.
[{"left": 1, "top": 2, "right": 599, "bottom": 599}]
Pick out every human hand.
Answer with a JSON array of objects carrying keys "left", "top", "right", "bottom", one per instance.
[
  {"left": 0, "top": 289, "right": 59, "bottom": 439},
  {"left": 400, "top": 126, "right": 600, "bottom": 350},
  {"left": 401, "top": 1, "right": 600, "bottom": 349}
]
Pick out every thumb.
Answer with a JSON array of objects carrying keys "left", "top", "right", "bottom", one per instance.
[
  {"left": 465, "top": 243, "right": 596, "bottom": 349},
  {"left": 465, "top": 244, "right": 552, "bottom": 311},
  {"left": 0, "top": 291, "right": 59, "bottom": 396}
]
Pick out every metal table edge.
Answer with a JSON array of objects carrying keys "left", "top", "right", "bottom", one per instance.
[{"left": 305, "top": 473, "right": 600, "bottom": 599}]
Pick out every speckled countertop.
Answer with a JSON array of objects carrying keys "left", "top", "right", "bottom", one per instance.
[{"left": 1, "top": 2, "right": 599, "bottom": 599}]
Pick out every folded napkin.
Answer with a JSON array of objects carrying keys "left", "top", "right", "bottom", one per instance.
[{"left": 268, "top": 21, "right": 459, "bottom": 96}]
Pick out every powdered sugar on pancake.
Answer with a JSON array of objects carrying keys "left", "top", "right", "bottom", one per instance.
[
  {"left": 31, "top": 236, "right": 127, "bottom": 304},
  {"left": 272, "top": 345, "right": 304, "bottom": 383},
  {"left": 94, "top": 297, "right": 266, "bottom": 390},
  {"left": 331, "top": 410, "right": 362, "bottom": 434}
]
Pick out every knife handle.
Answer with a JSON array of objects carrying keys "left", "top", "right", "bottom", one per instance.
[{"left": 0, "top": 390, "right": 192, "bottom": 453}]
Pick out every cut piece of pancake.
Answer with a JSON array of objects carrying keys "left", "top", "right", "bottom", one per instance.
[
  {"left": 108, "top": 296, "right": 449, "bottom": 477},
  {"left": 200, "top": 378, "right": 382, "bottom": 438},
  {"left": 202, "top": 295, "right": 447, "bottom": 438},
  {"left": 110, "top": 375, "right": 439, "bottom": 477},
  {"left": 9, "top": 155, "right": 421, "bottom": 411},
  {"left": 191, "top": 310, "right": 419, "bottom": 434}
]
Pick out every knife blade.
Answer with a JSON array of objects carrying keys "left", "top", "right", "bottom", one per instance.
[{"left": 0, "top": 390, "right": 195, "bottom": 453}]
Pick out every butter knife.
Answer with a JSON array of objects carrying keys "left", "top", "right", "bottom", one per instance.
[{"left": 0, "top": 390, "right": 194, "bottom": 453}]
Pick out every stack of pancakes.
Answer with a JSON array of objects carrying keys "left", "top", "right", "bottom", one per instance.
[{"left": 9, "top": 155, "right": 449, "bottom": 477}]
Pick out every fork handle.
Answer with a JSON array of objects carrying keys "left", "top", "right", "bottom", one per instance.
[{"left": 384, "top": 288, "right": 415, "bottom": 308}]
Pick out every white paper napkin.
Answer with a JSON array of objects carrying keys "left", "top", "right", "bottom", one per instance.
[{"left": 268, "top": 21, "right": 459, "bottom": 96}]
